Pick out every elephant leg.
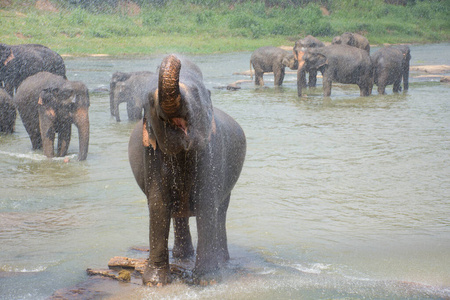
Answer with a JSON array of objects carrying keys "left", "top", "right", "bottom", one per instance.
[
  {"left": 393, "top": 78, "right": 402, "bottom": 93},
  {"left": 323, "top": 77, "right": 332, "bottom": 97},
  {"left": 57, "top": 124, "right": 72, "bottom": 157},
  {"left": 127, "top": 101, "right": 142, "bottom": 121},
  {"left": 193, "top": 204, "right": 222, "bottom": 279},
  {"left": 172, "top": 217, "right": 194, "bottom": 259},
  {"left": 254, "top": 70, "right": 264, "bottom": 86},
  {"left": 274, "top": 68, "right": 285, "bottom": 86},
  {"left": 377, "top": 82, "right": 386, "bottom": 95},
  {"left": 143, "top": 193, "right": 172, "bottom": 286},
  {"left": 308, "top": 69, "right": 318, "bottom": 88},
  {"left": 216, "top": 194, "right": 231, "bottom": 263}
]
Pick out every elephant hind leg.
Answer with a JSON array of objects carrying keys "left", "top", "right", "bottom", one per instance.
[{"left": 172, "top": 217, "right": 194, "bottom": 259}]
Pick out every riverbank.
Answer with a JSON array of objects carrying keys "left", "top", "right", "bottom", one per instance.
[{"left": 1, "top": 0, "right": 448, "bottom": 56}]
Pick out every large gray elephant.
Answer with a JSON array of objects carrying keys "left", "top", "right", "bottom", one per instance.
[
  {"left": 297, "top": 45, "right": 373, "bottom": 97},
  {"left": 128, "top": 55, "right": 246, "bottom": 285},
  {"left": 0, "top": 43, "right": 66, "bottom": 96},
  {"left": 109, "top": 71, "right": 153, "bottom": 119},
  {"left": 0, "top": 88, "right": 15, "bottom": 133},
  {"left": 250, "top": 46, "right": 297, "bottom": 86},
  {"left": 14, "top": 72, "right": 90, "bottom": 160},
  {"left": 372, "top": 45, "right": 411, "bottom": 94},
  {"left": 332, "top": 32, "right": 370, "bottom": 54},
  {"left": 110, "top": 72, "right": 155, "bottom": 122},
  {"left": 293, "top": 35, "right": 325, "bottom": 88}
]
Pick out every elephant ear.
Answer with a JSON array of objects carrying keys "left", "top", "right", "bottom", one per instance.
[{"left": 38, "top": 88, "right": 57, "bottom": 106}]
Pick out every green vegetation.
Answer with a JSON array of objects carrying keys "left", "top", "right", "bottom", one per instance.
[{"left": 0, "top": 0, "right": 448, "bottom": 56}]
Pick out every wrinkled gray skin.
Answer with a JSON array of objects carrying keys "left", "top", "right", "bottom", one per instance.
[
  {"left": 332, "top": 32, "right": 370, "bottom": 54},
  {"left": 297, "top": 45, "right": 373, "bottom": 97},
  {"left": 371, "top": 45, "right": 411, "bottom": 94},
  {"left": 14, "top": 72, "right": 90, "bottom": 160},
  {"left": 0, "top": 88, "right": 15, "bottom": 133},
  {"left": 0, "top": 43, "right": 66, "bottom": 97},
  {"left": 109, "top": 71, "right": 153, "bottom": 120},
  {"left": 293, "top": 35, "right": 325, "bottom": 88},
  {"left": 128, "top": 55, "right": 246, "bottom": 286},
  {"left": 250, "top": 46, "right": 298, "bottom": 86},
  {"left": 111, "top": 72, "right": 155, "bottom": 122}
]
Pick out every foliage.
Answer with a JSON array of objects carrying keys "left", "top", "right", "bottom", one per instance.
[{"left": 0, "top": 0, "right": 448, "bottom": 55}]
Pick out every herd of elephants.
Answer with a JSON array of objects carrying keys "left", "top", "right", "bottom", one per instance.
[{"left": 0, "top": 32, "right": 411, "bottom": 286}]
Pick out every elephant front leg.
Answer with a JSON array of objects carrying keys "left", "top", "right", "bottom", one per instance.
[
  {"left": 254, "top": 70, "right": 264, "bottom": 86},
  {"left": 143, "top": 197, "right": 172, "bottom": 286},
  {"left": 193, "top": 197, "right": 230, "bottom": 283},
  {"left": 274, "top": 68, "right": 285, "bottom": 86}
]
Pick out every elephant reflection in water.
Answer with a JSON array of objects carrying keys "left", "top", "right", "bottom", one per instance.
[{"left": 14, "top": 72, "right": 90, "bottom": 160}]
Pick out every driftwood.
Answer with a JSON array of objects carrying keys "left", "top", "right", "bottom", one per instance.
[
  {"left": 410, "top": 65, "right": 450, "bottom": 74},
  {"left": 86, "top": 246, "right": 195, "bottom": 285}
]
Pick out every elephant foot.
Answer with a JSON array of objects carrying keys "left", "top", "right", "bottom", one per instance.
[
  {"left": 191, "top": 267, "right": 222, "bottom": 286},
  {"left": 142, "top": 265, "right": 171, "bottom": 286}
]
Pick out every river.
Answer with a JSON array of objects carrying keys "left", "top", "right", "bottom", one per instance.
[{"left": 0, "top": 43, "right": 449, "bottom": 299}]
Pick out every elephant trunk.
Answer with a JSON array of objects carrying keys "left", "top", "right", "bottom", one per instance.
[
  {"left": 296, "top": 52, "right": 307, "bottom": 97},
  {"left": 74, "top": 107, "right": 89, "bottom": 161},
  {"left": 158, "top": 55, "right": 182, "bottom": 117}
]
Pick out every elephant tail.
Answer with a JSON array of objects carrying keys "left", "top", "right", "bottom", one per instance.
[{"left": 249, "top": 60, "right": 253, "bottom": 80}]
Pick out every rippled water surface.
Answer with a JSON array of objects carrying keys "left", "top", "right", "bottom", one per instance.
[{"left": 1, "top": 43, "right": 449, "bottom": 299}]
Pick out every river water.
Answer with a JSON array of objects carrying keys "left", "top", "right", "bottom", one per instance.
[{"left": 1, "top": 43, "right": 449, "bottom": 299}]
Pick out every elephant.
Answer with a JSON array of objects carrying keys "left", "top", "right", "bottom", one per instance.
[
  {"left": 293, "top": 35, "right": 325, "bottom": 88},
  {"left": 109, "top": 71, "right": 153, "bottom": 119},
  {"left": 128, "top": 55, "right": 246, "bottom": 285},
  {"left": 110, "top": 72, "right": 155, "bottom": 122},
  {"left": 0, "top": 88, "right": 15, "bottom": 133},
  {"left": 250, "top": 46, "right": 298, "bottom": 86},
  {"left": 371, "top": 45, "right": 411, "bottom": 94},
  {"left": 14, "top": 72, "right": 90, "bottom": 160},
  {"left": 0, "top": 43, "right": 66, "bottom": 97},
  {"left": 332, "top": 32, "right": 370, "bottom": 54},
  {"left": 297, "top": 45, "right": 373, "bottom": 97}
]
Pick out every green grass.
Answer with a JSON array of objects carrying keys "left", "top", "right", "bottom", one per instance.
[{"left": 0, "top": 0, "right": 448, "bottom": 56}]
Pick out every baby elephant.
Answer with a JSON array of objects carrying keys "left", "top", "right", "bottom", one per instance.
[
  {"left": 14, "top": 72, "right": 90, "bottom": 160},
  {"left": 250, "top": 46, "right": 298, "bottom": 86},
  {"left": 110, "top": 71, "right": 153, "bottom": 122},
  {"left": 372, "top": 45, "right": 411, "bottom": 94}
]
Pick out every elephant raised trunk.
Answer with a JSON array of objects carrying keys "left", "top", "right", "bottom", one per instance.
[{"left": 158, "top": 55, "right": 182, "bottom": 117}]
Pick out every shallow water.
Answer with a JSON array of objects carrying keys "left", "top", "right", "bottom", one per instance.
[{"left": 1, "top": 43, "right": 449, "bottom": 299}]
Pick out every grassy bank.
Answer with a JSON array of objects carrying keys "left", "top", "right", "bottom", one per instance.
[{"left": 0, "top": 0, "right": 448, "bottom": 56}]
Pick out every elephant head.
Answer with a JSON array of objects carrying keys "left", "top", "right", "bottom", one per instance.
[
  {"left": 146, "top": 55, "right": 213, "bottom": 155},
  {"left": 297, "top": 49, "right": 328, "bottom": 96},
  {"left": 282, "top": 53, "right": 298, "bottom": 70},
  {"left": 332, "top": 36, "right": 342, "bottom": 45},
  {"left": 38, "top": 81, "right": 90, "bottom": 160}
]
